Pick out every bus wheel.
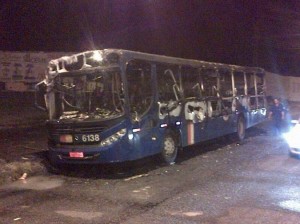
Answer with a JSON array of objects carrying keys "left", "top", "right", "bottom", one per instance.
[
  {"left": 160, "top": 133, "right": 178, "bottom": 165},
  {"left": 237, "top": 116, "right": 245, "bottom": 142}
]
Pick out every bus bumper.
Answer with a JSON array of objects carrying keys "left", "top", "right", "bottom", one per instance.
[{"left": 48, "top": 144, "right": 134, "bottom": 164}]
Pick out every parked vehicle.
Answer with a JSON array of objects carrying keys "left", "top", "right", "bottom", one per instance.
[
  {"left": 35, "top": 49, "right": 267, "bottom": 166},
  {"left": 284, "top": 116, "right": 300, "bottom": 156}
]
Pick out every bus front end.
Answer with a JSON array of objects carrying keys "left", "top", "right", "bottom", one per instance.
[{"left": 40, "top": 50, "right": 134, "bottom": 165}]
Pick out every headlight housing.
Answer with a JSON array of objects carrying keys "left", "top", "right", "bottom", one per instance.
[
  {"left": 100, "top": 128, "right": 126, "bottom": 147},
  {"left": 59, "top": 134, "right": 73, "bottom": 143}
]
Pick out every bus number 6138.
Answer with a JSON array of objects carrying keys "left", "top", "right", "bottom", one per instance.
[{"left": 82, "top": 134, "right": 100, "bottom": 142}]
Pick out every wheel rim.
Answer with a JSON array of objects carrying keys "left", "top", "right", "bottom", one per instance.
[{"left": 164, "top": 136, "right": 175, "bottom": 156}]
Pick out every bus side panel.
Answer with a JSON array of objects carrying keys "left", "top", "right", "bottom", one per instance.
[
  {"left": 245, "top": 109, "right": 267, "bottom": 129},
  {"left": 181, "top": 100, "right": 209, "bottom": 147},
  {"left": 181, "top": 100, "right": 237, "bottom": 147},
  {"left": 181, "top": 120, "right": 208, "bottom": 147}
]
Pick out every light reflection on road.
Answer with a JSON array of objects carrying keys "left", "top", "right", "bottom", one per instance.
[{"left": 279, "top": 200, "right": 300, "bottom": 213}]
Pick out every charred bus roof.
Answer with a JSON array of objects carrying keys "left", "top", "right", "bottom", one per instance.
[
  {"left": 47, "top": 49, "right": 265, "bottom": 77},
  {"left": 47, "top": 50, "right": 121, "bottom": 77}
]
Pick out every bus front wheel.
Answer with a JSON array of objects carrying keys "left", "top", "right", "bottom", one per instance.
[
  {"left": 237, "top": 116, "right": 246, "bottom": 142},
  {"left": 160, "top": 133, "right": 178, "bottom": 165}
]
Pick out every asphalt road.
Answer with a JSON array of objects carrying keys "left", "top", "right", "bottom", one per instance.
[{"left": 1, "top": 122, "right": 300, "bottom": 224}]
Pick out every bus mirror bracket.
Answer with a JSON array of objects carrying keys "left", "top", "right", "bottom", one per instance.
[
  {"left": 133, "top": 111, "right": 141, "bottom": 123},
  {"left": 34, "top": 80, "right": 47, "bottom": 112}
]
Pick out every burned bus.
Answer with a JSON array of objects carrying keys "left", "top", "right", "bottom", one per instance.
[{"left": 35, "top": 49, "right": 266, "bottom": 166}]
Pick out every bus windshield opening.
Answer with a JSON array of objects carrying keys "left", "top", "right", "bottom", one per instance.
[{"left": 50, "top": 70, "right": 124, "bottom": 121}]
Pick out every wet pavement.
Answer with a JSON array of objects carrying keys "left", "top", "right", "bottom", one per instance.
[{"left": 1, "top": 122, "right": 300, "bottom": 223}]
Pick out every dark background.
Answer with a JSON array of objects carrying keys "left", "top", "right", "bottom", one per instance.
[{"left": 1, "top": 0, "right": 300, "bottom": 75}]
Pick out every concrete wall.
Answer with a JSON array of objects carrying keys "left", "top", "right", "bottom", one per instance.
[
  {"left": 287, "top": 76, "right": 300, "bottom": 102},
  {"left": 0, "top": 51, "right": 73, "bottom": 91},
  {"left": 265, "top": 72, "right": 300, "bottom": 102},
  {"left": 265, "top": 72, "right": 288, "bottom": 99}
]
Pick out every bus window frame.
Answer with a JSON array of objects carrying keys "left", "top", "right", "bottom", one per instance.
[
  {"left": 156, "top": 63, "right": 182, "bottom": 102},
  {"left": 256, "top": 73, "right": 266, "bottom": 109},
  {"left": 125, "top": 59, "right": 154, "bottom": 122},
  {"left": 233, "top": 71, "right": 247, "bottom": 96},
  {"left": 201, "top": 68, "right": 220, "bottom": 97},
  {"left": 244, "top": 72, "right": 255, "bottom": 109},
  {"left": 219, "top": 69, "right": 234, "bottom": 98},
  {"left": 181, "top": 66, "right": 202, "bottom": 99}
]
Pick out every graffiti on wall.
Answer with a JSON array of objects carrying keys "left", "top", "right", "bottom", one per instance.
[{"left": 0, "top": 51, "right": 71, "bottom": 91}]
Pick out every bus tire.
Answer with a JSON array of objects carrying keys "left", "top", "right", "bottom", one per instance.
[
  {"left": 160, "top": 132, "right": 178, "bottom": 165},
  {"left": 237, "top": 116, "right": 246, "bottom": 142}
]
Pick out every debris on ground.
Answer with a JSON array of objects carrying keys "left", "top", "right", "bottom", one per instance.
[
  {"left": 0, "top": 159, "right": 46, "bottom": 186},
  {"left": 19, "top": 173, "right": 28, "bottom": 180},
  {"left": 124, "top": 174, "right": 149, "bottom": 181}
]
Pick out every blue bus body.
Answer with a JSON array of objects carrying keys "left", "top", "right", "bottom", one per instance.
[{"left": 36, "top": 49, "right": 266, "bottom": 165}]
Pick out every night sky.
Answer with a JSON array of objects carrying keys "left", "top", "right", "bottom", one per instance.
[{"left": 1, "top": 0, "right": 300, "bottom": 75}]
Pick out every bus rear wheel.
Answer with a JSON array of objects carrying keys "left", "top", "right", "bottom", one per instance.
[
  {"left": 160, "top": 133, "right": 178, "bottom": 165},
  {"left": 237, "top": 116, "right": 246, "bottom": 142}
]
